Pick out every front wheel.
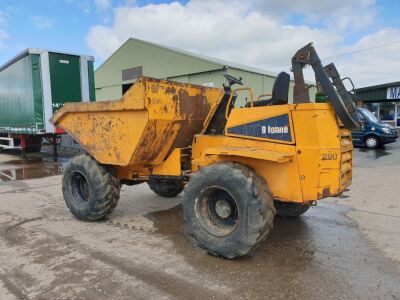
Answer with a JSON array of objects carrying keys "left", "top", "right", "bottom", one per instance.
[
  {"left": 364, "top": 135, "right": 380, "bottom": 149},
  {"left": 62, "top": 154, "right": 121, "bottom": 221},
  {"left": 183, "top": 162, "right": 275, "bottom": 259}
]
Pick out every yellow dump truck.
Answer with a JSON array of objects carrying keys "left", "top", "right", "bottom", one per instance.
[{"left": 51, "top": 43, "right": 360, "bottom": 258}]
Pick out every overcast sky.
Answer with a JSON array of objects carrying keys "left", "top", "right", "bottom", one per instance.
[{"left": 0, "top": 0, "right": 399, "bottom": 87}]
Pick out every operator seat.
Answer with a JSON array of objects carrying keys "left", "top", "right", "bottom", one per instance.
[{"left": 246, "top": 71, "right": 290, "bottom": 107}]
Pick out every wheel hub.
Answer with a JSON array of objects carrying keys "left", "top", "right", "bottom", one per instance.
[
  {"left": 215, "top": 200, "right": 232, "bottom": 219},
  {"left": 366, "top": 138, "right": 377, "bottom": 147},
  {"left": 71, "top": 172, "right": 90, "bottom": 204},
  {"left": 195, "top": 187, "right": 239, "bottom": 236}
]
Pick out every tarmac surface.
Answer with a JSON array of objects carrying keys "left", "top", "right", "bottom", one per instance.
[{"left": 0, "top": 142, "right": 399, "bottom": 299}]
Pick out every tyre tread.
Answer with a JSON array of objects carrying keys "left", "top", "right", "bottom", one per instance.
[
  {"left": 183, "top": 162, "right": 275, "bottom": 258},
  {"left": 62, "top": 154, "right": 120, "bottom": 221}
]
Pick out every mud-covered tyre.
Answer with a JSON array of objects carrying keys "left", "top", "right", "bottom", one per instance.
[
  {"left": 274, "top": 200, "right": 310, "bottom": 217},
  {"left": 62, "top": 154, "right": 120, "bottom": 221},
  {"left": 148, "top": 179, "right": 184, "bottom": 197},
  {"left": 183, "top": 162, "right": 275, "bottom": 259}
]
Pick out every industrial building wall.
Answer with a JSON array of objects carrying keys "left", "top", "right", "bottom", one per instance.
[
  {"left": 168, "top": 68, "right": 317, "bottom": 103},
  {"left": 95, "top": 39, "right": 221, "bottom": 101},
  {"left": 168, "top": 69, "right": 269, "bottom": 102},
  {"left": 95, "top": 85, "right": 123, "bottom": 101},
  {"left": 95, "top": 38, "right": 317, "bottom": 102}
]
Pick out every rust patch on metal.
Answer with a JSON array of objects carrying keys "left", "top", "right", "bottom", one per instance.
[
  {"left": 151, "top": 83, "right": 159, "bottom": 94},
  {"left": 54, "top": 76, "right": 223, "bottom": 168},
  {"left": 133, "top": 120, "right": 176, "bottom": 163},
  {"left": 166, "top": 119, "right": 204, "bottom": 157},
  {"left": 177, "top": 88, "right": 211, "bottom": 119},
  {"left": 165, "top": 86, "right": 176, "bottom": 94}
]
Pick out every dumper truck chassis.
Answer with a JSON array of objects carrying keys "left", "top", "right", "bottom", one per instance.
[{"left": 52, "top": 43, "right": 359, "bottom": 258}]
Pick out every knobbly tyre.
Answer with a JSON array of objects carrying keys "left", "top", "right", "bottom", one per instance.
[{"left": 51, "top": 43, "right": 359, "bottom": 259}]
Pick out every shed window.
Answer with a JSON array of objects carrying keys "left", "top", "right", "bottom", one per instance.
[{"left": 122, "top": 66, "right": 143, "bottom": 81}]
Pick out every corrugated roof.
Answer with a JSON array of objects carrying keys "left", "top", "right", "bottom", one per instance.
[
  {"left": 138, "top": 38, "right": 280, "bottom": 78},
  {"left": 355, "top": 81, "right": 400, "bottom": 92},
  {"left": 0, "top": 48, "right": 94, "bottom": 72},
  {"left": 97, "top": 37, "right": 283, "bottom": 79}
]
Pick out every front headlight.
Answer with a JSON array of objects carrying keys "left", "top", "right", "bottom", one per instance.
[{"left": 382, "top": 128, "right": 391, "bottom": 134}]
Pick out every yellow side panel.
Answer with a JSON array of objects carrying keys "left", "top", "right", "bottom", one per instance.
[
  {"left": 192, "top": 103, "right": 349, "bottom": 203},
  {"left": 292, "top": 105, "right": 343, "bottom": 200},
  {"left": 192, "top": 135, "right": 304, "bottom": 202},
  {"left": 152, "top": 148, "right": 182, "bottom": 176},
  {"left": 200, "top": 146, "right": 293, "bottom": 163}
]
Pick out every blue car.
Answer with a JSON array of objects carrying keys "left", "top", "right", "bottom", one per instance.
[{"left": 352, "top": 108, "right": 398, "bottom": 149}]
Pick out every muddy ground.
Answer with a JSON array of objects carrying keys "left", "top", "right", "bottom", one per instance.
[{"left": 0, "top": 143, "right": 399, "bottom": 299}]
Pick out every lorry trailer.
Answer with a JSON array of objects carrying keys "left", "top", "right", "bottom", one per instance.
[{"left": 0, "top": 48, "right": 95, "bottom": 156}]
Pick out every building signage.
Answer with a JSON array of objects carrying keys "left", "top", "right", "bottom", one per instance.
[{"left": 387, "top": 86, "right": 400, "bottom": 99}]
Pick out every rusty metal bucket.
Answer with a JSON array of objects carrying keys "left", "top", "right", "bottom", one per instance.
[{"left": 51, "top": 77, "right": 224, "bottom": 166}]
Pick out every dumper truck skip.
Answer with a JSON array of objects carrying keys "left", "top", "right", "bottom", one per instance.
[{"left": 52, "top": 44, "right": 360, "bottom": 258}]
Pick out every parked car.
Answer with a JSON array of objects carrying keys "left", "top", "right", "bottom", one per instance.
[{"left": 352, "top": 108, "right": 398, "bottom": 148}]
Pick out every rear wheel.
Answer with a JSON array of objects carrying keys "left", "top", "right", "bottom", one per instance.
[
  {"left": 148, "top": 179, "right": 184, "bottom": 197},
  {"left": 62, "top": 154, "right": 120, "bottom": 221},
  {"left": 364, "top": 135, "right": 379, "bottom": 149},
  {"left": 274, "top": 200, "right": 310, "bottom": 217},
  {"left": 183, "top": 162, "right": 275, "bottom": 259}
]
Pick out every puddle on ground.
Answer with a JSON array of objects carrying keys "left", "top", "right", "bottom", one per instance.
[
  {"left": 357, "top": 147, "right": 392, "bottom": 159},
  {"left": 144, "top": 202, "right": 400, "bottom": 299},
  {"left": 144, "top": 204, "right": 183, "bottom": 235},
  {"left": 0, "top": 156, "right": 69, "bottom": 182}
]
